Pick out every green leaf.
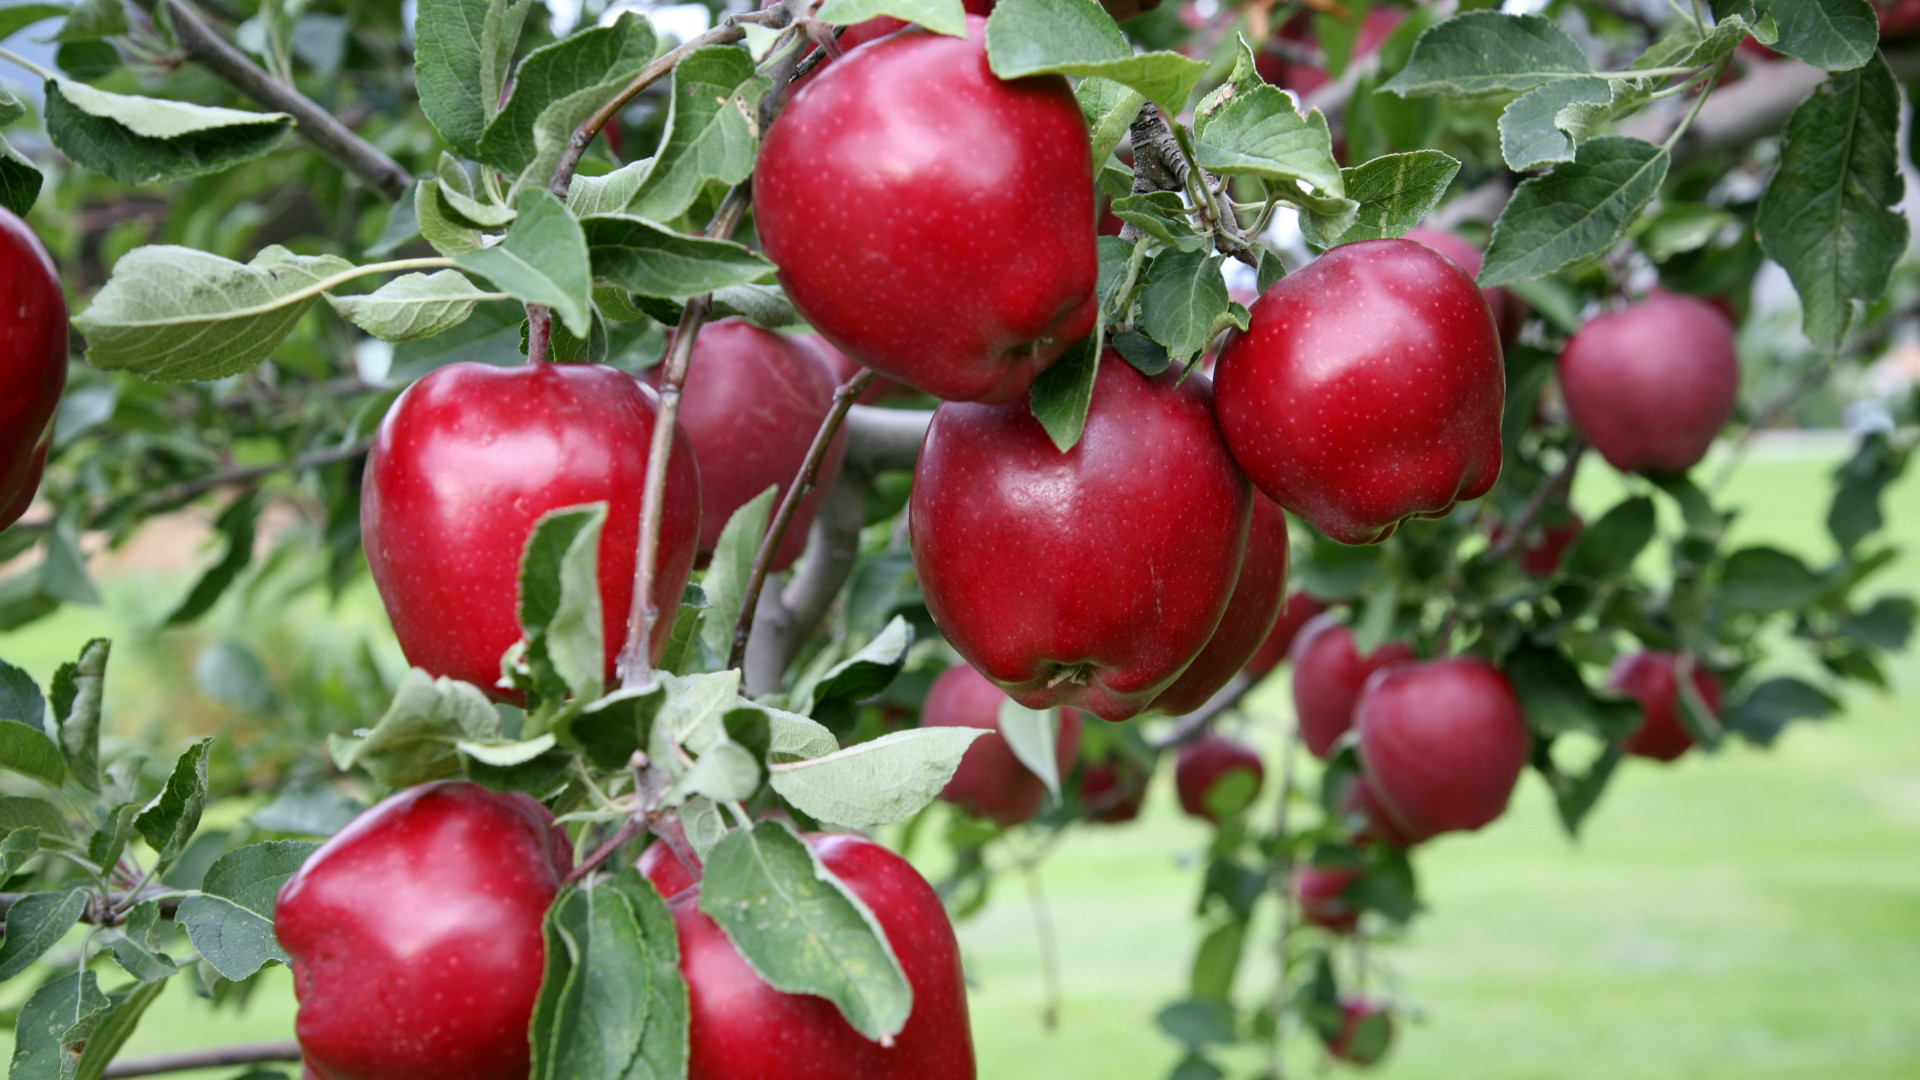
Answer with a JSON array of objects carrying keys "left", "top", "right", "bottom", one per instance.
[
  {"left": 770, "top": 726, "right": 987, "bottom": 827},
  {"left": 74, "top": 246, "right": 355, "bottom": 382},
  {"left": 0, "top": 796, "right": 71, "bottom": 839},
  {"left": 1718, "top": 546, "right": 1828, "bottom": 611},
  {"left": 515, "top": 503, "right": 609, "bottom": 702},
  {"left": 1308, "top": 150, "right": 1461, "bottom": 247},
  {"left": 1191, "top": 44, "right": 1343, "bottom": 198},
  {"left": 582, "top": 214, "right": 775, "bottom": 300},
  {"left": 43, "top": 78, "right": 292, "bottom": 186},
  {"left": 700, "top": 485, "right": 777, "bottom": 663},
  {"left": 1109, "top": 192, "right": 1208, "bottom": 253},
  {"left": 328, "top": 668, "right": 500, "bottom": 787},
  {"left": 1724, "top": 675, "right": 1838, "bottom": 744},
  {"left": 817, "top": 0, "right": 966, "bottom": 36},
  {"left": 53, "top": 637, "right": 107, "bottom": 796},
  {"left": 1027, "top": 331, "right": 1101, "bottom": 454},
  {"left": 0, "top": 133, "right": 43, "bottom": 217},
  {"left": 1770, "top": 0, "right": 1877, "bottom": 71},
  {"left": 0, "top": 5, "right": 69, "bottom": 43},
  {"left": 628, "top": 46, "right": 772, "bottom": 223},
  {"left": 416, "top": 178, "right": 485, "bottom": 256},
  {"left": 985, "top": 0, "right": 1207, "bottom": 115},
  {"left": 528, "top": 868, "right": 687, "bottom": 1080},
  {"left": 477, "top": 12, "right": 656, "bottom": 176},
  {"left": 567, "top": 159, "right": 650, "bottom": 217},
  {"left": 174, "top": 840, "right": 319, "bottom": 981},
  {"left": 101, "top": 900, "right": 177, "bottom": 983},
  {"left": 164, "top": 491, "right": 259, "bottom": 624},
  {"left": 997, "top": 701, "right": 1065, "bottom": 804},
  {"left": 1756, "top": 54, "right": 1906, "bottom": 351},
  {"left": 0, "top": 658, "right": 45, "bottom": 732},
  {"left": 1840, "top": 596, "right": 1915, "bottom": 650},
  {"left": 699, "top": 821, "right": 912, "bottom": 1040},
  {"left": 1381, "top": 11, "right": 1593, "bottom": 97},
  {"left": 809, "top": 616, "right": 915, "bottom": 727},
  {"left": 249, "top": 782, "right": 366, "bottom": 838},
  {"left": 733, "top": 700, "right": 839, "bottom": 763},
  {"left": 1138, "top": 248, "right": 1227, "bottom": 363},
  {"left": 675, "top": 735, "right": 763, "bottom": 803},
  {"left": 1503, "top": 643, "right": 1641, "bottom": 738},
  {"left": 0, "top": 827, "right": 41, "bottom": 880},
  {"left": 0, "top": 889, "right": 87, "bottom": 980},
  {"left": 46, "top": 0, "right": 125, "bottom": 42},
  {"left": 1481, "top": 136, "right": 1670, "bottom": 288},
  {"left": 11, "top": 972, "right": 109, "bottom": 1079},
  {"left": 326, "top": 270, "right": 491, "bottom": 342},
  {"left": 87, "top": 802, "right": 137, "bottom": 871},
  {"left": 1077, "top": 76, "right": 1146, "bottom": 168},
  {"left": 456, "top": 189, "right": 594, "bottom": 337},
  {"left": 415, "top": 0, "right": 533, "bottom": 157},
  {"left": 133, "top": 737, "right": 212, "bottom": 871},
  {"left": 1829, "top": 432, "right": 1908, "bottom": 552},
  {"left": 0, "top": 720, "right": 64, "bottom": 786},
  {"left": 660, "top": 584, "right": 709, "bottom": 677},
  {"left": 1500, "top": 77, "right": 1613, "bottom": 172},
  {"left": 652, "top": 670, "right": 742, "bottom": 759},
  {"left": 1563, "top": 496, "right": 1655, "bottom": 582}
]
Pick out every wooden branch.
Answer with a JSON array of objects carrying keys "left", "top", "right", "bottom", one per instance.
[
  {"left": 742, "top": 464, "right": 869, "bottom": 696},
  {"left": 842, "top": 405, "right": 930, "bottom": 473},
  {"left": 102, "top": 1041, "right": 303, "bottom": 1078}
]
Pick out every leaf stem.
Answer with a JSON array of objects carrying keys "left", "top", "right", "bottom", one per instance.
[
  {"left": 1661, "top": 59, "right": 1728, "bottom": 151},
  {"left": 0, "top": 45, "right": 55, "bottom": 81}
]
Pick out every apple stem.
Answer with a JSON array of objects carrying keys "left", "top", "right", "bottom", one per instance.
[{"left": 727, "top": 368, "right": 878, "bottom": 671}]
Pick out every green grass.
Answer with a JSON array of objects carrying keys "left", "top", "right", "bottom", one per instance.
[{"left": 2, "top": 439, "right": 1916, "bottom": 1078}]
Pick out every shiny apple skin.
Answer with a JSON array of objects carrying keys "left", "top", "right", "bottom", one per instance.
[
  {"left": 637, "top": 840, "right": 701, "bottom": 899},
  {"left": 673, "top": 833, "right": 976, "bottom": 1080},
  {"left": 1214, "top": 239, "right": 1505, "bottom": 545},
  {"left": 920, "top": 663, "right": 1083, "bottom": 826},
  {"left": 275, "top": 782, "right": 571, "bottom": 1080},
  {"left": 1244, "top": 591, "right": 1329, "bottom": 680},
  {"left": 657, "top": 320, "right": 846, "bottom": 571},
  {"left": 1558, "top": 292, "right": 1739, "bottom": 474},
  {"left": 756, "top": 17, "right": 1097, "bottom": 404},
  {"left": 800, "top": 333, "right": 900, "bottom": 405},
  {"left": 1356, "top": 657, "right": 1530, "bottom": 840},
  {"left": 0, "top": 208, "right": 67, "bottom": 531},
  {"left": 1404, "top": 226, "right": 1526, "bottom": 347},
  {"left": 1151, "top": 494, "right": 1290, "bottom": 715},
  {"left": 361, "top": 362, "right": 701, "bottom": 699},
  {"left": 1611, "top": 651, "right": 1724, "bottom": 762},
  {"left": 1175, "top": 734, "right": 1265, "bottom": 824},
  {"left": 1289, "top": 614, "right": 1415, "bottom": 759},
  {"left": 911, "top": 352, "right": 1253, "bottom": 721},
  {"left": 1294, "top": 865, "right": 1362, "bottom": 934}
]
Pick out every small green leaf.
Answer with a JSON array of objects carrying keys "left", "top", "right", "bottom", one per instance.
[
  {"left": 46, "top": 0, "right": 126, "bottom": 42},
  {"left": 476, "top": 12, "right": 656, "bottom": 176},
  {"left": 0, "top": 133, "right": 43, "bottom": 217},
  {"left": 809, "top": 616, "right": 915, "bottom": 727},
  {"left": 0, "top": 720, "right": 64, "bottom": 786},
  {"left": 133, "top": 737, "right": 212, "bottom": 872},
  {"left": 1500, "top": 77, "right": 1613, "bottom": 172},
  {"left": 0, "top": 889, "right": 88, "bottom": 980},
  {"left": 329, "top": 668, "right": 499, "bottom": 786},
  {"left": 628, "top": 46, "right": 771, "bottom": 223},
  {"left": 1109, "top": 192, "right": 1208, "bottom": 253},
  {"left": 1381, "top": 11, "right": 1593, "bottom": 97},
  {"left": 1307, "top": 150, "right": 1461, "bottom": 247},
  {"left": 1481, "top": 136, "right": 1669, "bottom": 288},
  {"left": 582, "top": 214, "right": 775, "bottom": 300},
  {"left": 701, "top": 486, "right": 777, "bottom": 664},
  {"left": 1138, "top": 248, "right": 1227, "bottom": 363},
  {"left": 770, "top": 726, "right": 987, "bottom": 827},
  {"left": 416, "top": 178, "right": 485, "bottom": 256},
  {"left": 0, "top": 796, "right": 71, "bottom": 839},
  {"left": 1829, "top": 431, "right": 1909, "bottom": 552},
  {"left": 327, "top": 270, "right": 491, "bottom": 342},
  {"left": 528, "top": 868, "right": 686, "bottom": 1080},
  {"left": 457, "top": 189, "right": 593, "bottom": 337},
  {"left": 1503, "top": 644, "right": 1641, "bottom": 738},
  {"left": 1769, "top": 0, "right": 1878, "bottom": 71},
  {"left": 44, "top": 79, "right": 292, "bottom": 186},
  {"left": 1027, "top": 332, "right": 1101, "bottom": 454},
  {"left": 249, "top": 783, "right": 366, "bottom": 838},
  {"left": 566, "top": 158, "right": 650, "bottom": 217},
  {"left": 11, "top": 972, "right": 109, "bottom": 1079},
  {"left": 1724, "top": 675, "right": 1838, "bottom": 745},
  {"left": 0, "top": 658, "right": 44, "bottom": 732},
  {"left": 515, "top": 503, "right": 609, "bottom": 702},
  {"left": 1562, "top": 496, "right": 1655, "bottom": 582},
  {"left": 53, "top": 637, "right": 107, "bottom": 797},
  {"left": 101, "top": 900, "right": 177, "bottom": 983},
  {"left": 985, "top": 0, "right": 1207, "bottom": 115},
  {"left": 0, "top": 827, "right": 42, "bottom": 880},
  {"left": 996, "top": 701, "right": 1064, "bottom": 803},
  {"left": 1077, "top": 76, "right": 1146, "bottom": 167},
  {"left": 817, "top": 0, "right": 966, "bottom": 36},
  {"left": 174, "top": 840, "right": 319, "bottom": 981},
  {"left": 164, "top": 491, "right": 258, "bottom": 624},
  {"left": 1718, "top": 546, "right": 1828, "bottom": 611},
  {"left": 414, "top": 0, "right": 533, "bottom": 156},
  {"left": 0, "top": 5, "right": 69, "bottom": 43},
  {"left": 1191, "top": 42, "right": 1344, "bottom": 198}
]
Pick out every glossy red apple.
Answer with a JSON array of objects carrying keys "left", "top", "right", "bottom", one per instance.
[
  {"left": 1356, "top": 658, "right": 1530, "bottom": 841},
  {"left": 911, "top": 352, "right": 1252, "bottom": 721},
  {"left": 919, "top": 663, "right": 1084, "bottom": 827},
  {"left": 1149, "top": 494, "right": 1290, "bottom": 715},
  {"left": 671, "top": 832, "right": 975, "bottom": 1080},
  {"left": 657, "top": 319, "right": 846, "bottom": 571},
  {"left": 1, "top": 208, "right": 67, "bottom": 531},
  {"left": 1558, "top": 292, "right": 1739, "bottom": 474},
  {"left": 362, "top": 362, "right": 702, "bottom": 699},
  {"left": 1289, "top": 614, "right": 1415, "bottom": 759},
  {"left": 1079, "top": 757, "right": 1149, "bottom": 823},
  {"left": 1175, "top": 734, "right": 1265, "bottom": 823},
  {"left": 802, "top": 0, "right": 999, "bottom": 82},
  {"left": 757, "top": 17, "right": 1097, "bottom": 404},
  {"left": 1326, "top": 998, "right": 1394, "bottom": 1066},
  {"left": 1294, "top": 864, "right": 1362, "bottom": 934},
  {"left": 1214, "top": 238, "right": 1505, "bottom": 545},
  {"left": 1404, "top": 226, "right": 1526, "bottom": 347},
  {"left": 1610, "top": 651, "right": 1723, "bottom": 762},
  {"left": 1244, "top": 591, "right": 1329, "bottom": 681},
  {"left": 1880, "top": 0, "right": 1920, "bottom": 37},
  {"left": 275, "top": 782, "right": 571, "bottom": 1080}
]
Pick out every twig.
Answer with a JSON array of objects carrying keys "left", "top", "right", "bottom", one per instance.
[
  {"left": 102, "top": 1041, "right": 303, "bottom": 1078},
  {"left": 1264, "top": 723, "right": 1303, "bottom": 1079},
  {"left": 138, "top": 438, "right": 374, "bottom": 512},
  {"left": 1123, "top": 105, "right": 1256, "bottom": 264},
  {"left": 1483, "top": 440, "right": 1587, "bottom": 564},
  {"left": 150, "top": 0, "right": 412, "bottom": 200},
  {"left": 1147, "top": 673, "right": 1253, "bottom": 752},
  {"left": 0, "top": 890, "right": 181, "bottom": 923},
  {"left": 842, "top": 406, "right": 932, "bottom": 473},
  {"left": 743, "top": 464, "right": 867, "bottom": 696},
  {"left": 1020, "top": 860, "right": 1063, "bottom": 1031},
  {"left": 728, "top": 370, "right": 877, "bottom": 671},
  {"left": 561, "top": 813, "right": 648, "bottom": 887}
]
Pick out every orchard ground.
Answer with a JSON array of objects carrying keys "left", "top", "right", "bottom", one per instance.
[{"left": 1, "top": 437, "right": 1915, "bottom": 1079}]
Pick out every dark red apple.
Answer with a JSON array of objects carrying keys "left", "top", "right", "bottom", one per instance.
[
  {"left": 656, "top": 319, "right": 846, "bottom": 571},
  {"left": 1258, "top": 8, "right": 1403, "bottom": 96},
  {"left": 1294, "top": 865, "right": 1362, "bottom": 934},
  {"left": 1289, "top": 614, "right": 1415, "bottom": 759},
  {"left": 672, "top": 832, "right": 975, "bottom": 1080},
  {"left": 1080, "top": 757, "right": 1149, "bottom": 823},
  {"left": 1880, "top": 0, "right": 1920, "bottom": 37},
  {"left": 1214, "top": 238, "right": 1504, "bottom": 545},
  {"left": 911, "top": 351, "right": 1252, "bottom": 721},
  {"left": 1558, "top": 292, "right": 1739, "bottom": 474},
  {"left": 800, "top": 0, "right": 1000, "bottom": 86},
  {"left": 637, "top": 839, "right": 701, "bottom": 899},
  {"left": 1149, "top": 494, "right": 1290, "bottom": 715},
  {"left": 919, "top": 663, "right": 1084, "bottom": 827},
  {"left": 275, "top": 782, "right": 571, "bottom": 1080},
  {"left": 1335, "top": 771, "right": 1424, "bottom": 848},
  {"left": 361, "top": 362, "right": 702, "bottom": 699},
  {"left": 1101, "top": 0, "right": 1163, "bottom": 19},
  {"left": 1244, "top": 591, "right": 1329, "bottom": 680},
  {"left": 757, "top": 17, "right": 1097, "bottom": 403},
  {"left": 1404, "top": 226, "right": 1526, "bottom": 347},
  {"left": 1355, "top": 657, "right": 1530, "bottom": 841},
  {"left": 1610, "top": 651, "right": 1723, "bottom": 762},
  {"left": 1175, "top": 734, "right": 1265, "bottom": 823},
  {"left": 1326, "top": 998, "right": 1394, "bottom": 1066},
  {"left": 0, "top": 208, "right": 67, "bottom": 531}
]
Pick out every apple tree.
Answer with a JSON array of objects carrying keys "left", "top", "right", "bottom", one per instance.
[{"left": 0, "top": 0, "right": 1913, "bottom": 1076}]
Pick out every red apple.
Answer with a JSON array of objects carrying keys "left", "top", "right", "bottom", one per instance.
[
  {"left": 1558, "top": 292, "right": 1739, "bottom": 474},
  {"left": 1080, "top": 757, "right": 1149, "bottom": 823},
  {"left": 656, "top": 319, "right": 847, "bottom": 571},
  {"left": 1289, "top": 614, "right": 1415, "bottom": 759},
  {"left": 275, "top": 782, "right": 571, "bottom": 1080},
  {"left": 1149, "top": 494, "right": 1290, "bottom": 715},
  {"left": 1294, "top": 865, "right": 1362, "bottom": 934},
  {"left": 1490, "top": 511, "right": 1583, "bottom": 578},
  {"left": 1214, "top": 238, "right": 1505, "bottom": 545},
  {"left": 757, "top": 17, "right": 1097, "bottom": 404},
  {"left": 1610, "top": 651, "right": 1724, "bottom": 762},
  {"left": 1356, "top": 657, "right": 1530, "bottom": 841},
  {"left": 1259, "top": 8, "right": 1403, "bottom": 96},
  {"left": 1101, "top": 0, "right": 1163, "bottom": 19},
  {"left": 1404, "top": 226, "right": 1527, "bottom": 347},
  {"left": 910, "top": 351, "right": 1252, "bottom": 721},
  {"left": 672, "top": 832, "right": 975, "bottom": 1080},
  {"left": 1175, "top": 734, "right": 1265, "bottom": 823},
  {"left": 919, "top": 663, "right": 1084, "bottom": 827},
  {"left": 0, "top": 208, "right": 67, "bottom": 531},
  {"left": 361, "top": 362, "right": 701, "bottom": 699},
  {"left": 1880, "top": 0, "right": 1920, "bottom": 37},
  {"left": 1244, "top": 591, "right": 1329, "bottom": 680},
  {"left": 637, "top": 839, "right": 701, "bottom": 899},
  {"left": 1335, "top": 771, "right": 1424, "bottom": 849},
  {"left": 1326, "top": 998, "right": 1394, "bottom": 1066}
]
